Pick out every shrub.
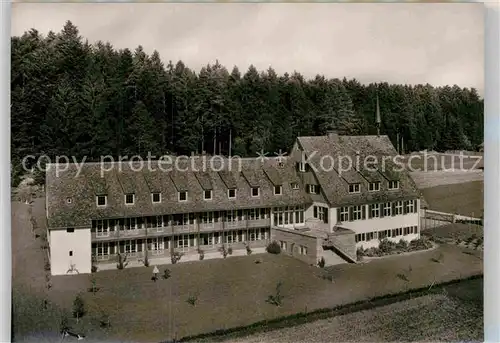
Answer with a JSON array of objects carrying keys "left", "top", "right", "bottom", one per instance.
[
  {"left": 99, "top": 313, "right": 111, "bottom": 328},
  {"left": 44, "top": 262, "right": 51, "bottom": 272},
  {"left": 198, "top": 249, "right": 205, "bottom": 261},
  {"left": 163, "top": 268, "right": 171, "bottom": 279},
  {"left": 396, "top": 273, "right": 409, "bottom": 282},
  {"left": 171, "top": 251, "right": 183, "bottom": 264},
  {"left": 144, "top": 255, "right": 150, "bottom": 267},
  {"left": 186, "top": 295, "right": 198, "bottom": 306},
  {"left": 266, "top": 241, "right": 281, "bottom": 254},
  {"left": 246, "top": 244, "right": 252, "bottom": 255},
  {"left": 317, "top": 257, "right": 326, "bottom": 268},
  {"left": 266, "top": 281, "right": 284, "bottom": 306},
  {"left": 89, "top": 277, "right": 99, "bottom": 294},
  {"left": 378, "top": 238, "right": 395, "bottom": 253},
  {"left": 228, "top": 247, "right": 233, "bottom": 255},
  {"left": 91, "top": 265, "right": 98, "bottom": 273},
  {"left": 396, "top": 239, "right": 408, "bottom": 250},
  {"left": 59, "top": 315, "right": 70, "bottom": 334},
  {"left": 116, "top": 253, "right": 128, "bottom": 270},
  {"left": 219, "top": 245, "right": 228, "bottom": 258},
  {"left": 72, "top": 295, "right": 85, "bottom": 322}
]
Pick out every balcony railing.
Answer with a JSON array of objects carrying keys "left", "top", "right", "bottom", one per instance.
[{"left": 91, "top": 218, "right": 271, "bottom": 241}]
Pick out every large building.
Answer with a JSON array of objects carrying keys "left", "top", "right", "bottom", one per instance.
[{"left": 45, "top": 131, "right": 422, "bottom": 275}]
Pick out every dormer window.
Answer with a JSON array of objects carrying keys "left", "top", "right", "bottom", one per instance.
[
  {"left": 178, "top": 191, "right": 188, "bottom": 202},
  {"left": 388, "top": 181, "right": 400, "bottom": 190},
  {"left": 348, "top": 183, "right": 361, "bottom": 194},
  {"left": 204, "top": 190, "right": 212, "bottom": 200},
  {"left": 308, "top": 184, "right": 319, "bottom": 194},
  {"left": 228, "top": 188, "right": 236, "bottom": 199},
  {"left": 298, "top": 162, "right": 306, "bottom": 172},
  {"left": 274, "top": 185, "right": 282, "bottom": 195},
  {"left": 251, "top": 187, "right": 260, "bottom": 197},
  {"left": 125, "top": 193, "right": 135, "bottom": 205},
  {"left": 152, "top": 192, "right": 161, "bottom": 203},
  {"left": 291, "top": 183, "right": 299, "bottom": 190},
  {"left": 96, "top": 195, "right": 107, "bottom": 207},
  {"left": 369, "top": 182, "right": 380, "bottom": 192}
]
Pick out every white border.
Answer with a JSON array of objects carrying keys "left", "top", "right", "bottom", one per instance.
[
  {"left": 2, "top": 2, "right": 495, "bottom": 342},
  {"left": 1, "top": 1, "right": 11, "bottom": 341},
  {"left": 484, "top": 2, "right": 499, "bottom": 342}
]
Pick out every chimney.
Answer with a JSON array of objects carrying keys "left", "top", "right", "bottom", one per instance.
[{"left": 327, "top": 130, "right": 338, "bottom": 141}]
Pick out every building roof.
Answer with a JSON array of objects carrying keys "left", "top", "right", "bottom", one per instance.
[
  {"left": 46, "top": 133, "right": 422, "bottom": 229},
  {"left": 296, "top": 133, "right": 421, "bottom": 207},
  {"left": 46, "top": 156, "right": 312, "bottom": 229}
]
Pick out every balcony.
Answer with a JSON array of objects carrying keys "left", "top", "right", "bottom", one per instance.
[{"left": 91, "top": 218, "right": 272, "bottom": 242}]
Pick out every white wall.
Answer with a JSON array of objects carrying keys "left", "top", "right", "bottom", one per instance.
[{"left": 50, "top": 228, "right": 92, "bottom": 275}]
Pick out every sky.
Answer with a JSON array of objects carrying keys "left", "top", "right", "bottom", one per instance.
[{"left": 11, "top": 3, "right": 484, "bottom": 94}]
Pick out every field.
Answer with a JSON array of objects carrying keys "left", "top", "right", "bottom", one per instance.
[
  {"left": 402, "top": 152, "right": 483, "bottom": 172},
  {"left": 229, "top": 278, "right": 483, "bottom": 343},
  {"left": 12, "top": 198, "right": 483, "bottom": 343},
  {"left": 421, "top": 180, "right": 483, "bottom": 217}
]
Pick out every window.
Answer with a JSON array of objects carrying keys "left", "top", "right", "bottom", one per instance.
[
  {"left": 152, "top": 192, "right": 161, "bottom": 203},
  {"left": 369, "top": 182, "right": 380, "bottom": 192},
  {"left": 202, "top": 212, "right": 214, "bottom": 227},
  {"left": 352, "top": 205, "right": 362, "bottom": 220},
  {"left": 204, "top": 190, "right": 212, "bottom": 200},
  {"left": 395, "top": 201, "right": 403, "bottom": 215},
  {"left": 349, "top": 183, "right": 361, "bottom": 194},
  {"left": 383, "top": 202, "right": 392, "bottom": 216},
  {"left": 339, "top": 207, "right": 349, "bottom": 222},
  {"left": 406, "top": 200, "right": 416, "bottom": 213},
  {"left": 370, "top": 204, "right": 380, "bottom": 218},
  {"left": 308, "top": 184, "right": 319, "bottom": 194},
  {"left": 69, "top": 251, "right": 73, "bottom": 256},
  {"left": 251, "top": 187, "right": 260, "bottom": 197},
  {"left": 366, "top": 232, "right": 375, "bottom": 241},
  {"left": 298, "top": 162, "right": 306, "bottom": 172},
  {"left": 95, "top": 242, "right": 110, "bottom": 260},
  {"left": 94, "top": 220, "right": 109, "bottom": 237},
  {"left": 96, "top": 195, "right": 107, "bottom": 207},
  {"left": 388, "top": 181, "right": 400, "bottom": 190},
  {"left": 125, "top": 193, "right": 135, "bottom": 205},
  {"left": 274, "top": 185, "right": 282, "bottom": 195},
  {"left": 178, "top": 191, "right": 187, "bottom": 202},
  {"left": 228, "top": 189, "right": 236, "bottom": 199},
  {"left": 66, "top": 197, "right": 72, "bottom": 204},
  {"left": 300, "top": 245, "right": 308, "bottom": 255},
  {"left": 314, "top": 206, "right": 328, "bottom": 223},
  {"left": 291, "top": 183, "right": 299, "bottom": 190},
  {"left": 67, "top": 228, "right": 75, "bottom": 233}
]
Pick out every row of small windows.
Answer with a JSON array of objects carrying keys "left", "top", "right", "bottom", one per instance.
[
  {"left": 348, "top": 181, "right": 399, "bottom": 194},
  {"left": 337, "top": 199, "right": 418, "bottom": 222},
  {"left": 279, "top": 241, "right": 308, "bottom": 255},
  {"left": 95, "top": 185, "right": 297, "bottom": 207},
  {"left": 91, "top": 208, "right": 272, "bottom": 235},
  {"left": 355, "top": 226, "right": 419, "bottom": 243},
  {"left": 91, "top": 228, "right": 271, "bottom": 259}
]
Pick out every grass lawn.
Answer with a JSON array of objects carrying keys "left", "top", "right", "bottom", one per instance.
[
  {"left": 12, "top": 198, "right": 483, "bottom": 343},
  {"left": 422, "top": 223, "right": 483, "bottom": 241},
  {"left": 421, "top": 180, "right": 483, "bottom": 217}
]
